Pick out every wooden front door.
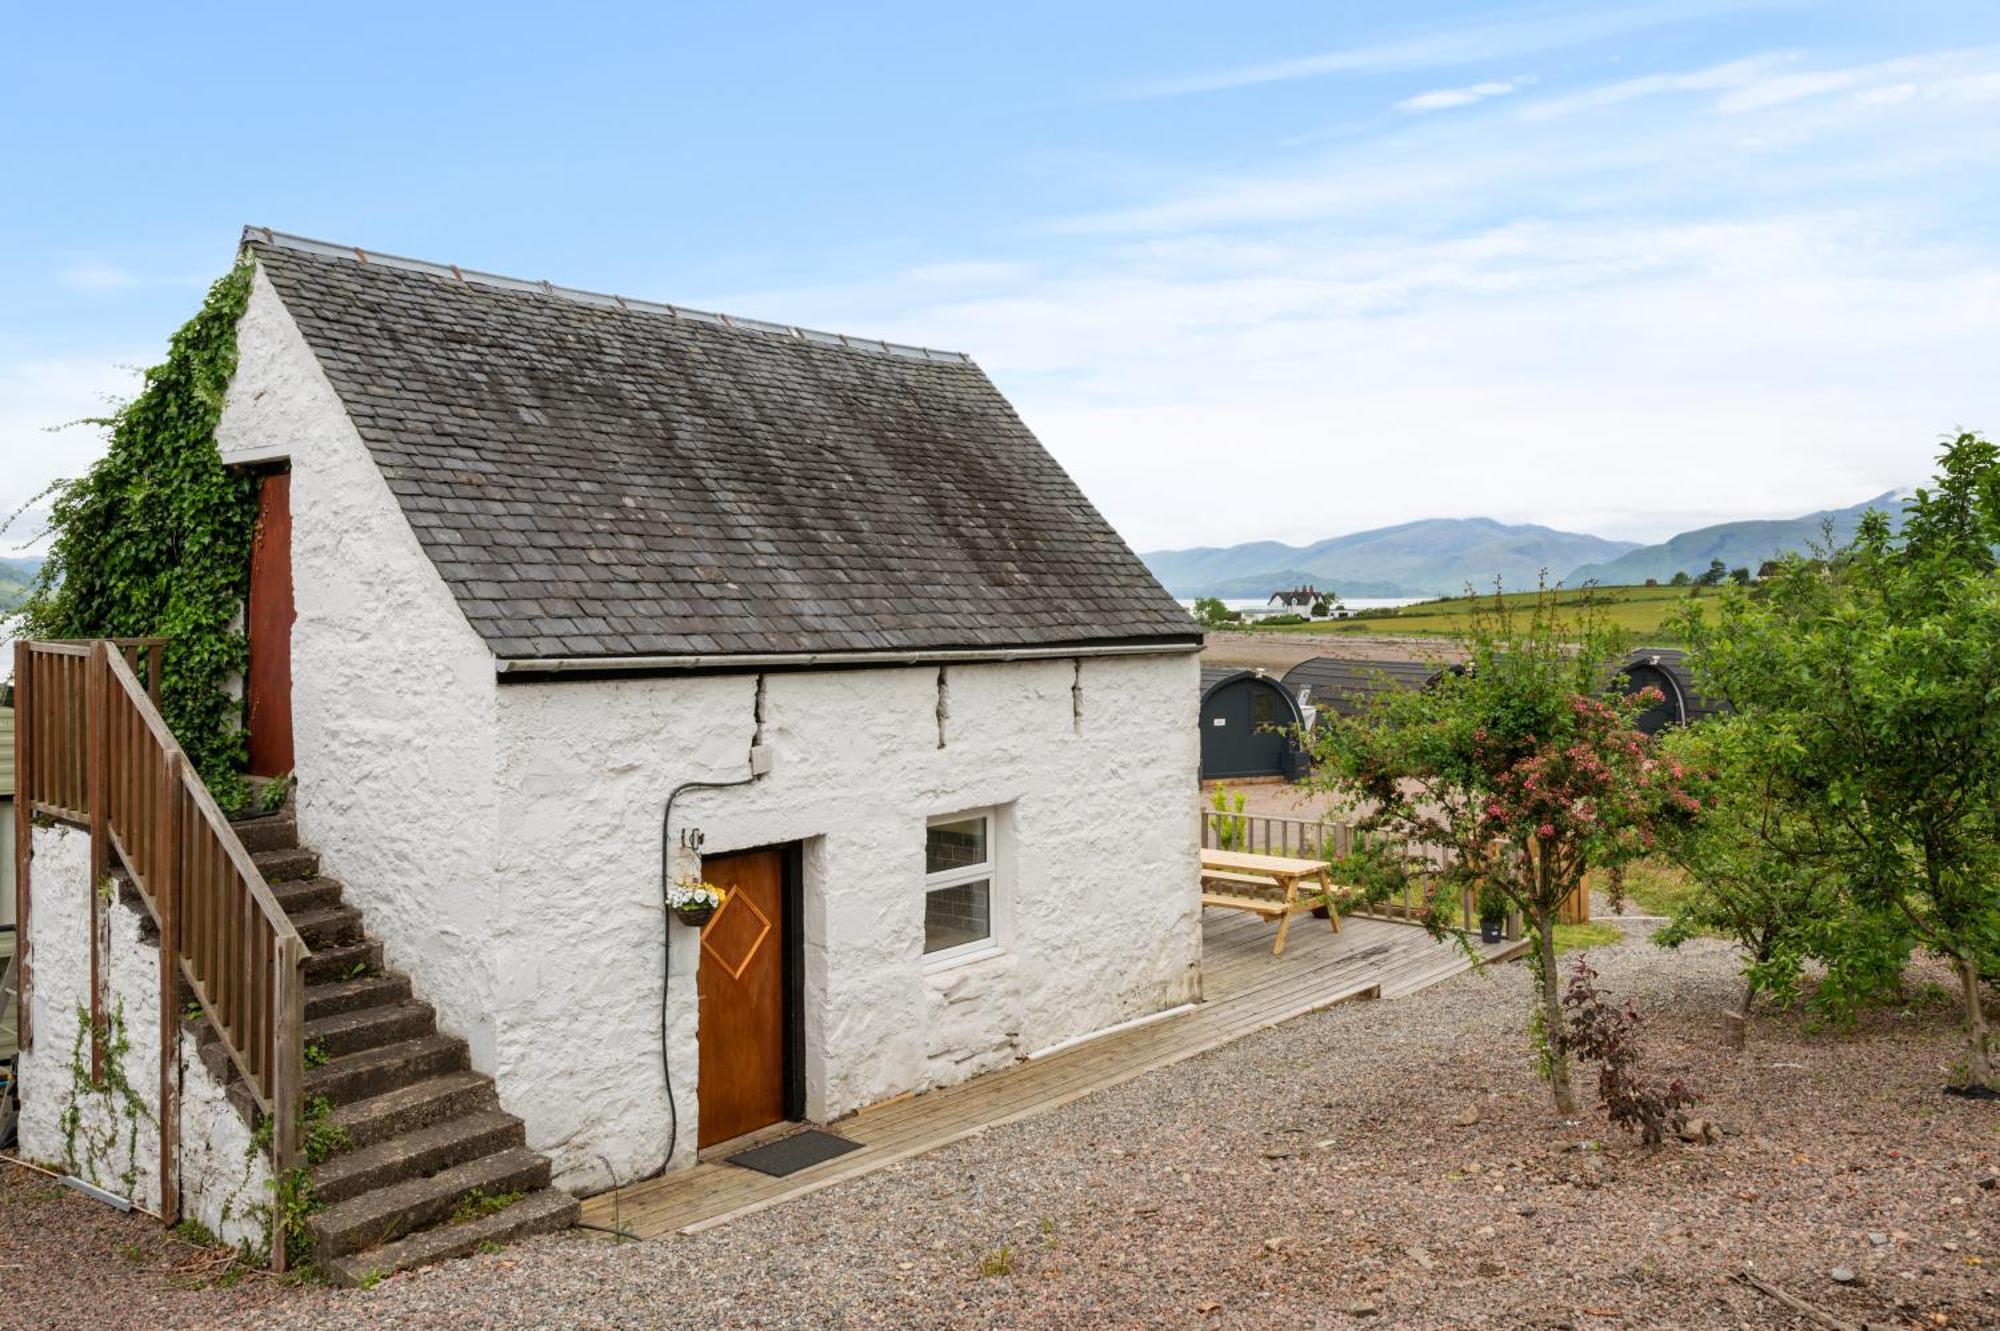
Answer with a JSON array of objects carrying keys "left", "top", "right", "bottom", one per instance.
[
  {"left": 245, "top": 471, "right": 295, "bottom": 776},
  {"left": 696, "top": 847, "right": 790, "bottom": 1148}
]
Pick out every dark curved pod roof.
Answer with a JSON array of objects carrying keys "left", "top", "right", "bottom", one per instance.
[
  {"left": 1615, "top": 647, "right": 1725, "bottom": 735},
  {"left": 1280, "top": 656, "right": 1452, "bottom": 719}
]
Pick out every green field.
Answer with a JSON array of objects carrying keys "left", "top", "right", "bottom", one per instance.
[{"left": 1253, "top": 583, "right": 1701, "bottom": 642}]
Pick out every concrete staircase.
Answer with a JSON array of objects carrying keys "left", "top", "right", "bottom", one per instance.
[{"left": 168, "top": 798, "right": 577, "bottom": 1284}]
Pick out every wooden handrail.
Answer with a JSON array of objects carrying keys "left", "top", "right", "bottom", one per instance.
[{"left": 14, "top": 638, "right": 306, "bottom": 1270}]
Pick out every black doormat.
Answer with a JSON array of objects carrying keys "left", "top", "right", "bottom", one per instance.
[{"left": 727, "top": 1129, "right": 863, "bottom": 1177}]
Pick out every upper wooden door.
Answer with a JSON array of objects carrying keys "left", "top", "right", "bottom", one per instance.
[
  {"left": 245, "top": 471, "right": 295, "bottom": 776},
  {"left": 696, "top": 847, "right": 789, "bottom": 1148}
]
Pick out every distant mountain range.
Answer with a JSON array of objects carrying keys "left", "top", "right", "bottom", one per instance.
[
  {"left": 1142, "top": 494, "right": 1908, "bottom": 599},
  {"left": 1142, "top": 518, "right": 1639, "bottom": 599},
  {"left": 1567, "top": 492, "right": 1905, "bottom": 586},
  {"left": 1, "top": 556, "right": 42, "bottom": 613}
]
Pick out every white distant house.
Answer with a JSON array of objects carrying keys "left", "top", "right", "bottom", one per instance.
[
  {"left": 1266, "top": 585, "right": 1338, "bottom": 618},
  {"left": 14, "top": 227, "right": 1204, "bottom": 1282}
]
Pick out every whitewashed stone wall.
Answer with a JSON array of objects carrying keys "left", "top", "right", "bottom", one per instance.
[
  {"left": 493, "top": 652, "right": 1202, "bottom": 1193},
  {"left": 15, "top": 823, "right": 269, "bottom": 1249},
  {"left": 217, "top": 267, "right": 505, "bottom": 1070}
]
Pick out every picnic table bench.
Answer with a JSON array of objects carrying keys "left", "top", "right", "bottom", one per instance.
[{"left": 1200, "top": 849, "right": 1351, "bottom": 955}]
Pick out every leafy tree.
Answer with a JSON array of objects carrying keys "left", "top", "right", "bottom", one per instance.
[
  {"left": 1669, "top": 571, "right": 1692, "bottom": 587},
  {"left": 13, "top": 264, "right": 258, "bottom": 803},
  {"left": 1728, "top": 566, "right": 1751, "bottom": 586},
  {"left": 1190, "top": 596, "right": 1240, "bottom": 629},
  {"left": 1694, "top": 559, "right": 1729, "bottom": 588},
  {"left": 1681, "top": 434, "right": 2000, "bottom": 1090},
  {"left": 1310, "top": 599, "right": 1331, "bottom": 618},
  {"left": 1652, "top": 717, "right": 1907, "bottom": 1033},
  {"left": 1306, "top": 586, "right": 1697, "bottom": 1113}
]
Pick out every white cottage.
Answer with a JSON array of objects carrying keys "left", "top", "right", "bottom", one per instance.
[{"left": 11, "top": 228, "right": 1203, "bottom": 1281}]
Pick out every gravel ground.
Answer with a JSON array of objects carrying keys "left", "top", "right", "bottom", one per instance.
[{"left": 6, "top": 927, "right": 1994, "bottom": 1330}]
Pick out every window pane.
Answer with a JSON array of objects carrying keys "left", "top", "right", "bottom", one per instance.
[
  {"left": 1251, "top": 691, "right": 1278, "bottom": 727},
  {"left": 926, "top": 817, "right": 987, "bottom": 874},
  {"left": 924, "top": 878, "right": 991, "bottom": 954}
]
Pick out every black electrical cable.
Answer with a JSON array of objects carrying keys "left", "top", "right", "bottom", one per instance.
[{"left": 658, "top": 771, "right": 760, "bottom": 1172}]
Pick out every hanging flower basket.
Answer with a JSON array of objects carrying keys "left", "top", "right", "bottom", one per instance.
[{"left": 668, "top": 878, "right": 726, "bottom": 928}]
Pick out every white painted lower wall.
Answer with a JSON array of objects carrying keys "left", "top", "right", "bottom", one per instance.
[
  {"left": 14, "top": 823, "right": 270, "bottom": 1250},
  {"left": 492, "top": 651, "right": 1202, "bottom": 1194}
]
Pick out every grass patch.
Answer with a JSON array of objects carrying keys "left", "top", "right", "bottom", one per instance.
[
  {"left": 449, "top": 1188, "right": 524, "bottom": 1225},
  {"left": 1609, "top": 859, "right": 1702, "bottom": 918},
  {"left": 1553, "top": 922, "right": 1625, "bottom": 955},
  {"left": 1247, "top": 583, "right": 1698, "bottom": 641},
  {"left": 978, "top": 1246, "right": 1015, "bottom": 1278}
]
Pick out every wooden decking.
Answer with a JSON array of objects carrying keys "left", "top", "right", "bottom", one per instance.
[{"left": 580, "top": 911, "right": 1527, "bottom": 1240}]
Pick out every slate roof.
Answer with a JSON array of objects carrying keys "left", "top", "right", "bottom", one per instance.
[{"left": 243, "top": 229, "right": 1197, "bottom": 665}]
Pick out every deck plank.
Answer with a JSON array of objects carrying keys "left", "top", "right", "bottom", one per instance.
[{"left": 579, "top": 912, "right": 1517, "bottom": 1237}]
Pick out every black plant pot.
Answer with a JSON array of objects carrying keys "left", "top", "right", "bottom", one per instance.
[
  {"left": 1480, "top": 918, "right": 1505, "bottom": 944},
  {"left": 673, "top": 904, "right": 717, "bottom": 929}
]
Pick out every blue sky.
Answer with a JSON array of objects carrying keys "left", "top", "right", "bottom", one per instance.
[{"left": 6, "top": 1, "right": 2000, "bottom": 552}]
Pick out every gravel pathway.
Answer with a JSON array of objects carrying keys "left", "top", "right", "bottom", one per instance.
[{"left": 6, "top": 927, "right": 1994, "bottom": 1329}]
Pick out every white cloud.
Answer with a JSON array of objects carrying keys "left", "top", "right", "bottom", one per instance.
[
  {"left": 708, "top": 38, "right": 2000, "bottom": 551},
  {"left": 1520, "top": 47, "right": 2000, "bottom": 121},
  {"left": 1521, "top": 53, "right": 1797, "bottom": 118},
  {"left": 1120, "top": 0, "right": 1765, "bottom": 98},
  {"left": 0, "top": 357, "right": 142, "bottom": 553},
  {"left": 1397, "top": 77, "right": 1534, "bottom": 113},
  {"left": 57, "top": 261, "right": 139, "bottom": 292}
]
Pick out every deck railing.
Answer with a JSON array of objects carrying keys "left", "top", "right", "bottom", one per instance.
[
  {"left": 1199, "top": 807, "right": 1525, "bottom": 940},
  {"left": 13, "top": 639, "right": 306, "bottom": 1268}
]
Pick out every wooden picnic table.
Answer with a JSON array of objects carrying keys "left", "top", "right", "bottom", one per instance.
[{"left": 1199, "top": 848, "right": 1344, "bottom": 955}]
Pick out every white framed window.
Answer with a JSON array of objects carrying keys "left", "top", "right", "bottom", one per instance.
[{"left": 924, "top": 810, "right": 1000, "bottom": 965}]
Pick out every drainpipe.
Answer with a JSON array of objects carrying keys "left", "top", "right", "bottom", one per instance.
[{"left": 654, "top": 677, "right": 772, "bottom": 1171}]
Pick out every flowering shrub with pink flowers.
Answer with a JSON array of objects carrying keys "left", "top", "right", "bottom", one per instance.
[{"left": 1306, "top": 581, "right": 1698, "bottom": 1116}]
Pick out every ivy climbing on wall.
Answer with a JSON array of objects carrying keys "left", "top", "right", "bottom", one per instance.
[
  {"left": 58, "top": 1001, "right": 151, "bottom": 1196},
  {"left": 16, "top": 261, "right": 259, "bottom": 808}
]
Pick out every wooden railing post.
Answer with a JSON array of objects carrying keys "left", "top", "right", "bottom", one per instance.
[
  {"left": 270, "top": 935, "right": 305, "bottom": 1273},
  {"left": 12, "top": 641, "right": 31, "bottom": 1051},
  {"left": 86, "top": 642, "right": 108, "bottom": 1082},
  {"left": 156, "top": 747, "right": 182, "bottom": 1225}
]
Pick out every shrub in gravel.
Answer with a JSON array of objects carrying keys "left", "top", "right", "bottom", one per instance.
[{"left": 1562, "top": 956, "right": 1698, "bottom": 1145}]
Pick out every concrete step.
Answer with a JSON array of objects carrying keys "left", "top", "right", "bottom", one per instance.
[
  {"left": 303, "top": 938, "right": 384, "bottom": 985},
  {"left": 307, "top": 1034, "right": 469, "bottom": 1107},
  {"left": 230, "top": 812, "right": 299, "bottom": 854},
  {"left": 305, "top": 972, "right": 412, "bottom": 1023},
  {"left": 306, "top": 1000, "right": 437, "bottom": 1062},
  {"left": 330, "top": 1071, "right": 500, "bottom": 1153},
  {"left": 312, "top": 1109, "right": 525, "bottom": 1206},
  {"left": 286, "top": 905, "right": 365, "bottom": 950},
  {"left": 307, "top": 1145, "right": 552, "bottom": 1260},
  {"left": 321, "top": 1186, "right": 578, "bottom": 1288},
  {"left": 252, "top": 845, "right": 320, "bottom": 883},
  {"left": 272, "top": 876, "right": 344, "bottom": 915}
]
